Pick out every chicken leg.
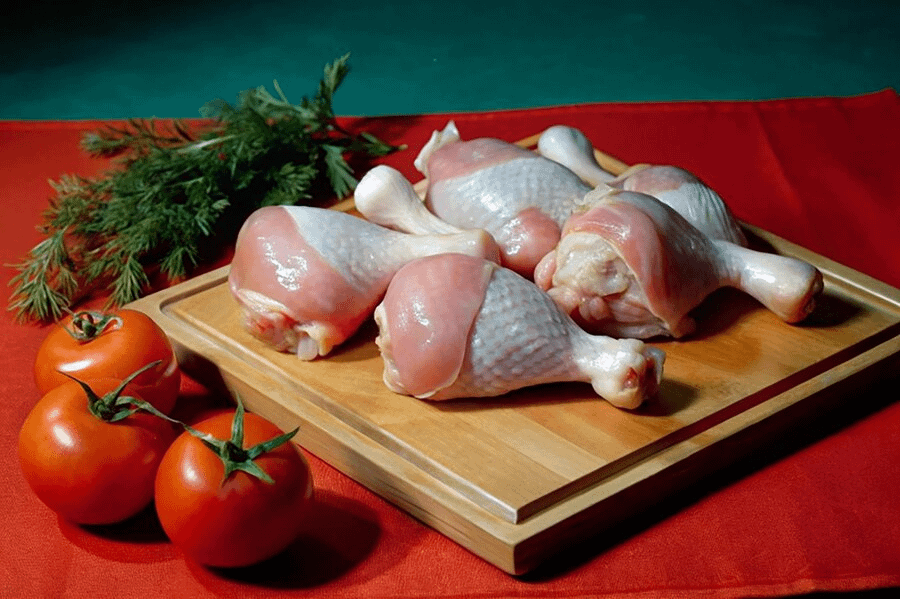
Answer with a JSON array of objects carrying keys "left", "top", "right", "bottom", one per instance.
[
  {"left": 414, "top": 121, "right": 594, "bottom": 277},
  {"left": 538, "top": 125, "right": 747, "bottom": 245},
  {"left": 374, "top": 253, "right": 665, "bottom": 409},
  {"left": 534, "top": 188, "right": 823, "bottom": 338},
  {"left": 228, "top": 205, "right": 499, "bottom": 359}
]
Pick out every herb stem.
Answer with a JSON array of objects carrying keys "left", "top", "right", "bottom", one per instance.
[{"left": 7, "top": 54, "right": 402, "bottom": 323}]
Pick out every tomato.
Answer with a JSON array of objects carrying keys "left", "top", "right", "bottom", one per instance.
[
  {"left": 154, "top": 405, "right": 314, "bottom": 568},
  {"left": 34, "top": 309, "right": 181, "bottom": 414},
  {"left": 18, "top": 376, "right": 178, "bottom": 525}
]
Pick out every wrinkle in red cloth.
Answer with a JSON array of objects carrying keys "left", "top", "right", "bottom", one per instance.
[{"left": 2, "top": 90, "right": 899, "bottom": 598}]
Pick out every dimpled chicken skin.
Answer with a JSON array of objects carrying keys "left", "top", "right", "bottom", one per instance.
[
  {"left": 228, "top": 205, "right": 499, "bottom": 360},
  {"left": 374, "top": 253, "right": 665, "bottom": 410},
  {"left": 416, "top": 121, "right": 593, "bottom": 278},
  {"left": 537, "top": 125, "right": 747, "bottom": 245},
  {"left": 534, "top": 188, "right": 823, "bottom": 338}
]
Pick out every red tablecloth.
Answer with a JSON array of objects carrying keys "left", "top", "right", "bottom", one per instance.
[{"left": 3, "top": 91, "right": 900, "bottom": 598}]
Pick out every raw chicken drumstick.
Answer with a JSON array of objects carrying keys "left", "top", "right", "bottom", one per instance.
[
  {"left": 373, "top": 253, "right": 665, "bottom": 409},
  {"left": 610, "top": 164, "right": 748, "bottom": 246},
  {"left": 538, "top": 125, "right": 747, "bottom": 245},
  {"left": 228, "top": 205, "right": 499, "bottom": 360},
  {"left": 534, "top": 188, "right": 824, "bottom": 339},
  {"left": 414, "top": 121, "right": 595, "bottom": 278}
]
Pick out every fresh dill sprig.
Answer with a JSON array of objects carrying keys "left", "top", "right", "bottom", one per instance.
[{"left": 8, "top": 53, "right": 404, "bottom": 323}]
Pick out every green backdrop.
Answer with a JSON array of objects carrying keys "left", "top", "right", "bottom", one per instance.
[{"left": 2, "top": 0, "right": 898, "bottom": 119}]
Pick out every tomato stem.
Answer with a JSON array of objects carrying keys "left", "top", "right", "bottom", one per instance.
[
  {"left": 61, "top": 360, "right": 163, "bottom": 422},
  {"left": 63, "top": 309, "right": 123, "bottom": 342},
  {"left": 183, "top": 395, "right": 299, "bottom": 486}
]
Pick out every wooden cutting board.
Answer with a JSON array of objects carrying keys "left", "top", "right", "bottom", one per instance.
[{"left": 127, "top": 136, "right": 900, "bottom": 574}]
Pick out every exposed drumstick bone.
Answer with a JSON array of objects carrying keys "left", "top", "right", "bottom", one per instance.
[
  {"left": 516, "top": 125, "right": 639, "bottom": 184},
  {"left": 355, "top": 165, "right": 462, "bottom": 235},
  {"left": 537, "top": 125, "right": 618, "bottom": 186}
]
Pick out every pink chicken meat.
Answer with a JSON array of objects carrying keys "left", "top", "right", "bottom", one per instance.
[
  {"left": 608, "top": 164, "right": 747, "bottom": 246},
  {"left": 228, "top": 205, "right": 499, "bottom": 360},
  {"left": 415, "top": 121, "right": 594, "bottom": 278},
  {"left": 414, "top": 122, "right": 747, "bottom": 280},
  {"left": 373, "top": 253, "right": 665, "bottom": 409},
  {"left": 534, "top": 188, "right": 824, "bottom": 338},
  {"left": 537, "top": 124, "right": 747, "bottom": 245}
]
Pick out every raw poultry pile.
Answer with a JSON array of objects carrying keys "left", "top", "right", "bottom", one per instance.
[{"left": 227, "top": 123, "right": 824, "bottom": 410}]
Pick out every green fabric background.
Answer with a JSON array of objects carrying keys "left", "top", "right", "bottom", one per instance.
[{"left": 2, "top": 0, "right": 898, "bottom": 119}]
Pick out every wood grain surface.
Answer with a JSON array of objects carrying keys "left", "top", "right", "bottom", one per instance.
[{"left": 128, "top": 139, "right": 900, "bottom": 574}]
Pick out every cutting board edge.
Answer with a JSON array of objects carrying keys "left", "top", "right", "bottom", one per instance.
[
  {"left": 126, "top": 236, "right": 900, "bottom": 574},
  {"left": 509, "top": 335, "right": 900, "bottom": 574}
]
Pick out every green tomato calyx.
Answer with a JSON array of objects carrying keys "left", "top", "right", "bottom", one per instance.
[
  {"left": 186, "top": 396, "right": 298, "bottom": 486},
  {"left": 63, "top": 360, "right": 162, "bottom": 422}
]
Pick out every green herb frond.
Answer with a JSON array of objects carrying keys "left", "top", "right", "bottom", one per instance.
[
  {"left": 81, "top": 118, "right": 198, "bottom": 159},
  {"left": 9, "top": 53, "right": 403, "bottom": 323}
]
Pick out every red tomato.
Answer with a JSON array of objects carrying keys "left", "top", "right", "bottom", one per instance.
[
  {"left": 34, "top": 309, "right": 181, "bottom": 413},
  {"left": 18, "top": 377, "right": 178, "bottom": 525},
  {"left": 154, "top": 409, "right": 314, "bottom": 568}
]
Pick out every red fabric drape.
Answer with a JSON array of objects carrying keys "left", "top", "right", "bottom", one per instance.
[{"left": 2, "top": 90, "right": 899, "bottom": 598}]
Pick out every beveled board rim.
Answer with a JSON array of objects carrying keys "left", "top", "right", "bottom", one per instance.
[{"left": 126, "top": 136, "right": 900, "bottom": 574}]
